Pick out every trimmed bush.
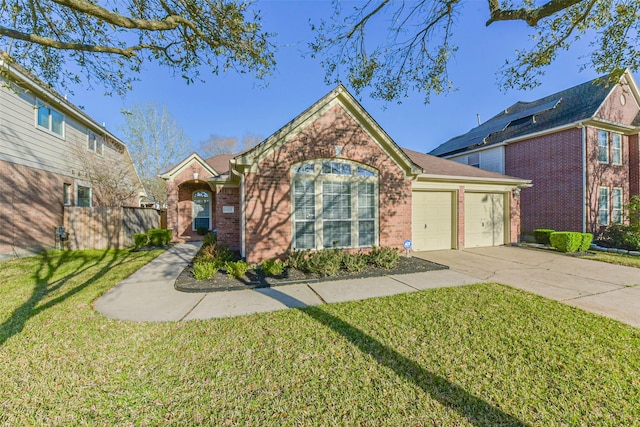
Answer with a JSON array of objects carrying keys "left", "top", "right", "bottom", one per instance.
[
  {"left": 286, "top": 250, "right": 310, "bottom": 272},
  {"left": 550, "top": 232, "right": 583, "bottom": 253},
  {"left": 148, "top": 229, "right": 172, "bottom": 246},
  {"left": 193, "top": 261, "right": 218, "bottom": 281},
  {"left": 579, "top": 233, "right": 594, "bottom": 252},
  {"left": 305, "top": 249, "right": 344, "bottom": 276},
  {"left": 224, "top": 260, "right": 249, "bottom": 279},
  {"left": 202, "top": 231, "right": 217, "bottom": 247},
  {"left": 342, "top": 252, "right": 368, "bottom": 272},
  {"left": 133, "top": 233, "right": 149, "bottom": 247},
  {"left": 260, "top": 258, "right": 284, "bottom": 276},
  {"left": 533, "top": 229, "right": 555, "bottom": 245},
  {"left": 368, "top": 246, "right": 400, "bottom": 269}
]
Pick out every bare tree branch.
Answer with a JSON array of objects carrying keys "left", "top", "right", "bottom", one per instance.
[{"left": 486, "top": 0, "right": 584, "bottom": 26}]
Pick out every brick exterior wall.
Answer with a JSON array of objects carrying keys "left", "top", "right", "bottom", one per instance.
[
  {"left": 0, "top": 159, "right": 73, "bottom": 257},
  {"left": 243, "top": 104, "right": 412, "bottom": 263},
  {"left": 506, "top": 128, "right": 584, "bottom": 232},
  {"left": 215, "top": 186, "right": 241, "bottom": 251}
]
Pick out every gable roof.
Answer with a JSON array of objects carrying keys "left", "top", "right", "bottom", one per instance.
[
  {"left": 402, "top": 148, "right": 529, "bottom": 185},
  {"left": 429, "top": 72, "right": 634, "bottom": 157},
  {"left": 234, "top": 84, "right": 423, "bottom": 177}
]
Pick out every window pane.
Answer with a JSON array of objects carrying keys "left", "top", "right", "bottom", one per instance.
[
  {"left": 88, "top": 133, "right": 96, "bottom": 151},
  {"left": 356, "top": 167, "right": 376, "bottom": 177},
  {"left": 599, "top": 187, "right": 609, "bottom": 226},
  {"left": 96, "top": 136, "right": 104, "bottom": 155},
  {"left": 294, "top": 180, "right": 315, "bottom": 248},
  {"left": 295, "top": 222, "right": 315, "bottom": 249},
  {"left": 323, "top": 182, "right": 351, "bottom": 219},
  {"left": 322, "top": 161, "right": 351, "bottom": 175},
  {"left": 359, "top": 220, "right": 375, "bottom": 246},
  {"left": 358, "top": 183, "right": 375, "bottom": 219},
  {"left": 612, "top": 133, "right": 622, "bottom": 164},
  {"left": 51, "top": 109, "right": 63, "bottom": 135},
  {"left": 613, "top": 188, "right": 623, "bottom": 224},
  {"left": 77, "top": 186, "right": 91, "bottom": 207},
  {"left": 598, "top": 130, "right": 608, "bottom": 163},
  {"left": 63, "top": 183, "right": 71, "bottom": 206},
  {"left": 193, "top": 191, "right": 210, "bottom": 230},
  {"left": 295, "top": 164, "right": 315, "bottom": 174},
  {"left": 323, "top": 221, "right": 351, "bottom": 248},
  {"left": 37, "top": 103, "right": 49, "bottom": 129}
]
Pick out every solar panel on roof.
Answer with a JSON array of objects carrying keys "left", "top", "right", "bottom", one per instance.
[{"left": 430, "top": 98, "right": 562, "bottom": 156}]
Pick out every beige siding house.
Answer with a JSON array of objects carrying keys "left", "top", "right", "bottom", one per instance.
[{"left": 0, "top": 56, "right": 143, "bottom": 259}]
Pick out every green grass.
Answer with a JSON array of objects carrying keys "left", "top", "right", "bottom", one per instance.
[
  {"left": 1, "top": 250, "right": 640, "bottom": 425},
  {"left": 583, "top": 251, "right": 640, "bottom": 268}
]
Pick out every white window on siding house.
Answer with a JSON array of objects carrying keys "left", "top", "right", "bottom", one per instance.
[
  {"left": 63, "top": 183, "right": 72, "bottom": 206},
  {"left": 611, "top": 133, "right": 622, "bottom": 165},
  {"left": 467, "top": 152, "right": 480, "bottom": 168},
  {"left": 597, "top": 130, "right": 609, "bottom": 163},
  {"left": 292, "top": 160, "right": 378, "bottom": 250},
  {"left": 598, "top": 187, "right": 609, "bottom": 226},
  {"left": 88, "top": 131, "right": 105, "bottom": 155},
  {"left": 36, "top": 100, "right": 64, "bottom": 137},
  {"left": 612, "top": 187, "right": 623, "bottom": 224},
  {"left": 77, "top": 185, "right": 92, "bottom": 207}
]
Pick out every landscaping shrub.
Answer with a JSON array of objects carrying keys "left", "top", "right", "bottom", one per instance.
[
  {"left": 533, "top": 229, "right": 555, "bottom": 245},
  {"left": 202, "top": 231, "right": 217, "bottom": 247},
  {"left": 342, "top": 251, "right": 368, "bottom": 272},
  {"left": 579, "top": 233, "right": 594, "bottom": 252},
  {"left": 550, "top": 232, "right": 583, "bottom": 253},
  {"left": 195, "top": 242, "right": 235, "bottom": 265},
  {"left": 604, "top": 223, "right": 640, "bottom": 251},
  {"left": 192, "top": 261, "right": 218, "bottom": 280},
  {"left": 133, "top": 233, "right": 149, "bottom": 247},
  {"left": 224, "top": 260, "right": 249, "bottom": 279},
  {"left": 286, "top": 250, "right": 310, "bottom": 272},
  {"left": 260, "top": 258, "right": 284, "bottom": 276},
  {"left": 368, "top": 246, "right": 400, "bottom": 269},
  {"left": 148, "top": 229, "right": 172, "bottom": 246},
  {"left": 196, "top": 226, "right": 208, "bottom": 236},
  {"left": 305, "top": 249, "right": 344, "bottom": 276}
]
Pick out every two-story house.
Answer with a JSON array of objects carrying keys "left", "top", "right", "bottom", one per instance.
[
  {"left": 430, "top": 71, "right": 640, "bottom": 235},
  {"left": 0, "top": 55, "right": 143, "bottom": 259}
]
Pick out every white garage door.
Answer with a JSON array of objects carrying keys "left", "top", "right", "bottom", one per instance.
[
  {"left": 412, "top": 191, "right": 454, "bottom": 251},
  {"left": 464, "top": 193, "right": 505, "bottom": 248}
]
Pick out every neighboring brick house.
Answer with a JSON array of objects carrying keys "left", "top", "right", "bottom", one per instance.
[
  {"left": 0, "top": 56, "right": 143, "bottom": 259},
  {"left": 162, "top": 85, "right": 530, "bottom": 263},
  {"left": 430, "top": 70, "right": 640, "bottom": 235}
]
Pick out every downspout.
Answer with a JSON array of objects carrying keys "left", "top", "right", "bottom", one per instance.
[
  {"left": 579, "top": 122, "right": 587, "bottom": 233},
  {"left": 230, "top": 164, "right": 246, "bottom": 259}
]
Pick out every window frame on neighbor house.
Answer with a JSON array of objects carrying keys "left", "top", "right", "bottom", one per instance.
[
  {"left": 192, "top": 190, "right": 211, "bottom": 231},
  {"left": 76, "top": 184, "right": 92, "bottom": 207},
  {"left": 35, "top": 99, "right": 64, "bottom": 138},
  {"left": 87, "top": 131, "right": 105, "bottom": 156},
  {"left": 612, "top": 187, "right": 623, "bottom": 224},
  {"left": 597, "top": 130, "right": 609, "bottom": 163},
  {"left": 63, "top": 183, "right": 72, "bottom": 206},
  {"left": 291, "top": 159, "right": 379, "bottom": 250},
  {"left": 611, "top": 133, "right": 622, "bottom": 165}
]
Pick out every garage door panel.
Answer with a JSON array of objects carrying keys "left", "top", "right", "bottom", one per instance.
[
  {"left": 412, "top": 191, "right": 453, "bottom": 251},
  {"left": 464, "top": 193, "right": 505, "bottom": 248}
]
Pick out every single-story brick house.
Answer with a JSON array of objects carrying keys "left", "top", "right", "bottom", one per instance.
[{"left": 161, "top": 86, "right": 530, "bottom": 263}]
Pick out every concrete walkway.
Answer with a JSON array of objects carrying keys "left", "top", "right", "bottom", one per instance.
[
  {"left": 94, "top": 243, "right": 478, "bottom": 322},
  {"left": 416, "top": 246, "right": 640, "bottom": 328},
  {"left": 95, "top": 244, "right": 640, "bottom": 328}
]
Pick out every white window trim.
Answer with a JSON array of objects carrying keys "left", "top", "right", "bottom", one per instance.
[
  {"left": 87, "top": 131, "right": 105, "bottom": 156},
  {"left": 611, "top": 133, "right": 622, "bottom": 165},
  {"left": 597, "top": 130, "right": 609, "bottom": 164},
  {"left": 35, "top": 99, "right": 65, "bottom": 139},
  {"left": 291, "top": 159, "right": 379, "bottom": 250},
  {"left": 612, "top": 187, "right": 623, "bottom": 224},
  {"left": 63, "top": 183, "right": 72, "bottom": 206},
  {"left": 76, "top": 184, "right": 92, "bottom": 207},
  {"left": 598, "top": 187, "right": 610, "bottom": 226},
  {"left": 192, "top": 190, "right": 212, "bottom": 231}
]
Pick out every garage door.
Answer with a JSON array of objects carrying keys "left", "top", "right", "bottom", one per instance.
[
  {"left": 464, "top": 193, "right": 505, "bottom": 248},
  {"left": 412, "top": 191, "right": 454, "bottom": 251}
]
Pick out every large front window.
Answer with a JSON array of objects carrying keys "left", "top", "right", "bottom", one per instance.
[
  {"left": 193, "top": 191, "right": 211, "bottom": 231},
  {"left": 612, "top": 187, "right": 623, "bottom": 224},
  {"left": 292, "top": 160, "right": 378, "bottom": 250},
  {"left": 597, "top": 130, "right": 609, "bottom": 163},
  {"left": 599, "top": 187, "right": 609, "bottom": 226}
]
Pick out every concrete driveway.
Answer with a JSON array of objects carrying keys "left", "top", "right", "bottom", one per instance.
[{"left": 416, "top": 246, "right": 640, "bottom": 328}]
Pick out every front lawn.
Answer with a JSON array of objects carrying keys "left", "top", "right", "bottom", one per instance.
[
  {"left": 583, "top": 251, "right": 640, "bottom": 268},
  {"left": 1, "top": 250, "right": 639, "bottom": 425}
]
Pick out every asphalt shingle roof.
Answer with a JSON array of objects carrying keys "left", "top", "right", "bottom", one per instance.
[{"left": 429, "top": 74, "right": 615, "bottom": 157}]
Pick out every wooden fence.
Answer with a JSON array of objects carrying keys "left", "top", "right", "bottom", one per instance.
[{"left": 63, "top": 207, "right": 160, "bottom": 250}]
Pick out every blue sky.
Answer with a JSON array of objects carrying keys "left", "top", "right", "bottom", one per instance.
[{"left": 67, "top": 0, "right": 599, "bottom": 154}]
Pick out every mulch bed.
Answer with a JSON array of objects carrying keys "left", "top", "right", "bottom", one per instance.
[{"left": 175, "top": 255, "right": 447, "bottom": 293}]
